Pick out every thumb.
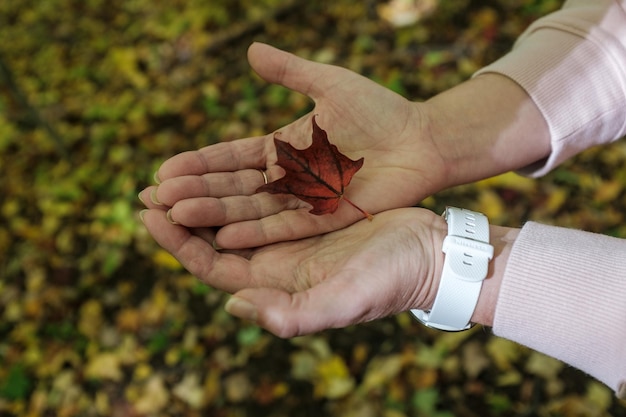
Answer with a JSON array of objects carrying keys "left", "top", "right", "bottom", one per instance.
[
  {"left": 224, "top": 282, "right": 372, "bottom": 338},
  {"left": 247, "top": 42, "right": 331, "bottom": 100}
]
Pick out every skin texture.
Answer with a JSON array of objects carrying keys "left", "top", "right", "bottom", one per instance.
[
  {"left": 141, "top": 43, "right": 549, "bottom": 250},
  {"left": 140, "top": 204, "right": 518, "bottom": 336},
  {"left": 140, "top": 208, "right": 444, "bottom": 337},
  {"left": 139, "top": 42, "right": 551, "bottom": 336}
]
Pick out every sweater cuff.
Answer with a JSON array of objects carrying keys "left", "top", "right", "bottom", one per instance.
[
  {"left": 475, "top": 28, "right": 626, "bottom": 177},
  {"left": 493, "top": 222, "right": 626, "bottom": 396}
]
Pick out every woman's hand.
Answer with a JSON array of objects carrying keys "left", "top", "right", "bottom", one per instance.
[
  {"left": 140, "top": 207, "right": 447, "bottom": 337},
  {"left": 139, "top": 42, "right": 445, "bottom": 249}
]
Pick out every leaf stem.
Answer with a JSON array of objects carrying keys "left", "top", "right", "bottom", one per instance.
[{"left": 343, "top": 197, "right": 374, "bottom": 221}]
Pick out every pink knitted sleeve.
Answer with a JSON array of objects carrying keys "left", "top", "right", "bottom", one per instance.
[
  {"left": 494, "top": 223, "right": 626, "bottom": 398},
  {"left": 475, "top": 0, "right": 626, "bottom": 177},
  {"left": 475, "top": 0, "right": 626, "bottom": 397}
]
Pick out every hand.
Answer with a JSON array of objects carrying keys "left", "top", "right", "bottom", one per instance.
[
  {"left": 140, "top": 207, "right": 447, "bottom": 337},
  {"left": 139, "top": 42, "right": 445, "bottom": 249}
]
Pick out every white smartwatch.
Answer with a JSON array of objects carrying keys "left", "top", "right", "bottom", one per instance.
[{"left": 411, "top": 207, "right": 494, "bottom": 331}]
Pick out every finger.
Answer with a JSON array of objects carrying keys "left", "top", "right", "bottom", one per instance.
[
  {"left": 215, "top": 202, "right": 364, "bottom": 249},
  {"left": 247, "top": 42, "right": 336, "bottom": 101},
  {"left": 150, "top": 166, "right": 283, "bottom": 207},
  {"left": 166, "top": 193, "right": 303, "bottom": 228},
  {"left": 155, "top": 136, "right": 274, "bottom": 182},
  {"left": 139, "top": 186, "right": 168, "bottom": 210},
  {"left": 225, "top": 277, "right": 376, "bottom": 338},
  {"left": 140, "top": 209, "right": 254, "bottom": 293},
  {"left": 187, "top": 227, "right": 254, "bottom": 258},
  {"left": 189, "top": 226, "right": 217, "bottom": 244}
]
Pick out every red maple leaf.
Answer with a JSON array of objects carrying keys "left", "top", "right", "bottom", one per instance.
[{"left": 257, "top": 116, "right": 372, "bottom": 220}]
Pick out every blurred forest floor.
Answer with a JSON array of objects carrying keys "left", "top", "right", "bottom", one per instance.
[{"left": 1, "top": 0, "right": 626, "bottom": 416}]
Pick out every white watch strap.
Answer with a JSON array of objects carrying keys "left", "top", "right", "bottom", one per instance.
[{"left": 411, "top": 207, "right": 494, "bottom": 331}]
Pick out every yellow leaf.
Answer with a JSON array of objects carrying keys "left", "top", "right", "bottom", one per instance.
[
  {"left": 593, "top": 179, "right": 622, "bottom": 203},
  {"left": 23, "top": 296, "right": 44, "bottom": 320},
  {"left": 585, "top": 381, "right": 612, "bottom": 411},
  {"left": 133, "top": 374, "right": 170, "bottom": 414},
  {"left": 116, "top": 334, "right": 149, "bottom": 365},
  {"left": 173, "top": 373, "right": 205, "bottom": 409},
  {"left": 10, "top": 322, "right": 38, "bottom": 345},
  {"left": 486, "top": 338, "right": 522, "bottom": 371},
  {"left": 133, "top": 363, "right": 153, "bottom": 381},
  {"left": 542, "top": 187, "right": 568, "bottom": 214},
  {"left": 78, "top": 299, "right": 103, "bottom": 339},
  {"left": 165, "top": 347, "right": 180, "bottom": 366},
  {"left": 140, "top": 284, "right": 170, "bottom": 325},
  {"left": 95, "top": 391, "right": 110, "bottom": 416},
  {"left": 152, "top": 249, "right": 183, "bottom": 270},
  {"left": 434, "top": 327, "right": 475, "bottom": 352},
  {"left": 579, "top": 172, "right": 600, "bottom": 191},
  {"left": 116, "top": 307, "right": 141, "bottom": 332},
  {"left": 360, "top": 354, "right": 404, "bottom": 392},
  {"left": 351, "top": 342, "right": 369, "bottom": 370},
  {"left": 462, "top": 341, "right": 490, "bottom": 379},
  {"left": 3, "top": 299, "right": 22, "bottom": 322},
  {"left": 224, "top": 372, "right": 252, "bottom": 403},
  {"left": 37, "top": 347, "right": 81, "bottom": 378},
  {"left": 496, "top": 370, "right": 522, "bottom": 387},
  {"left": 477, "top": 172, "right": 536, "bottom": 193},
  {"left": 475, "top": 189, "right": 505, "bottom": 222},
  {"left": 108, "top": 47, "right": 149, "bottom": 89},
  {"left": 525, "top": 351, "right": 563, "bottom": 379},
  {"left": 413, "top": 368, "right": 439, "bottom": 389},
  {"left": 314, "top": 355, "right": 355, "bottom": 399},
  {"left": 203, "top": 368, "right": 222, "bottom": 406},
  {"left": 85, "top": 352, "right": 123, "bottom": 381},
  {"left": 273, "top": 381, "right": 289, "bottom": 398}
]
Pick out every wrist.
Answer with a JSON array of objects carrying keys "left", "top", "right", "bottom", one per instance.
[
  {"left": 471, "top": 225, "right": 519, "bottom": 326},
  {"left": 417, "top": 209, "right": 519, "bottom": 329},
  {"left": 423, "top": 73, "right": 551, "bottom": 188},
  {"left": 419, "top": 213, "right": 448, "bottom": 312}
]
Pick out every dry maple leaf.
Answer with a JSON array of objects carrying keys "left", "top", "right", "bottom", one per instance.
[{"left": 257, "top": 116, "right": 372, "bottom": 220}]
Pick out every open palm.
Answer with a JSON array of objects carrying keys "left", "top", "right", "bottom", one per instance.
[
  {"left": 141, "top": 207, "right": 444, "bottom": 337},
  {"left": 141, "top": 43, "right": 445, "bottom": 248}
]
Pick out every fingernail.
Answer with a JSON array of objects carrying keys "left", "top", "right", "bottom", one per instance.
[
  {"left": 150, "top": 188, "right": 164, "bottom": 206},
  {"left": 153, "top": 171, "right": 161, "bottom": 184},
  {"left": 139, "top": 209, "right": 148, "bottom": 223},
  {"left": 212, "top": 240, "right": 223, "bottom": 251},
  {"left": 166, "top": 209, "right": 179, "bottom": 225},
  {"left": 138, "top": 192, "right": 146, "bottom": 205},
  {"left": 224, "top": 297, "right": 258, "bottom": 323}
]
